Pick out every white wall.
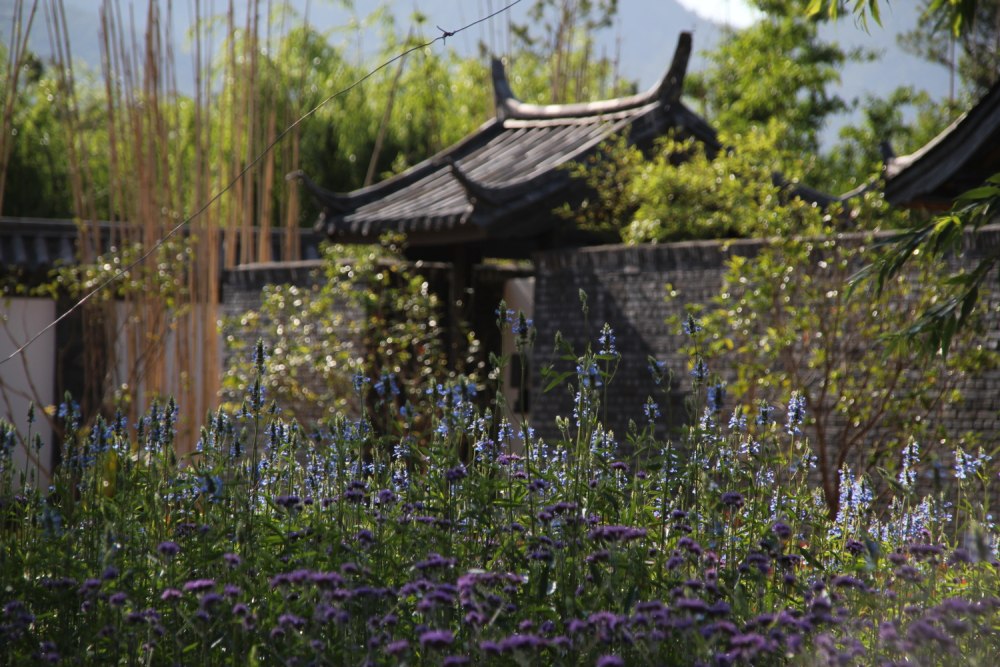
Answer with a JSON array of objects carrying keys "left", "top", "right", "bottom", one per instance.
[
  {"left": 0, "top": 298, "right": 56, "bottom": 487},
  {"left": 502, "top": 277, "right": 535, "bottom": 434}
]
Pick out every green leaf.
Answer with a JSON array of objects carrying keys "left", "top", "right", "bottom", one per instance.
[{"left": 955, "top": 185, "right": 1000, "bottom": 202}]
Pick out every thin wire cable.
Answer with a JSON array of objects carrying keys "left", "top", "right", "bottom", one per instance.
[{"left": 1, "top": 0, "right": 522, "bottom": 367}]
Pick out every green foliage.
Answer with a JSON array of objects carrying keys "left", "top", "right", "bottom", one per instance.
[
  {"left": 683, "top": 193, "right": 996, "bottom": 514},
  {"left": 554, "top": 133, "right": 644, "bottom": 241},
  {"left": 687, "top": 9, "right": 856, "bottom": 169},
  {"left": 0, "top": 51, "right": 107, "bottom": 218},
  {"left": 623, "top": 125, "right": 828, "bottom": 243},
  {"left": 852, "top": 174, "right": 1000, "bottom": 357},
  {"left": 810, "top": 0, "right": 981, "bottom": 36},
  {"left": 899, "top": 0, "right": 1000, "bottom": 96},
  {"left": 508, "top": 0, "right": 631, "bottom": 104},
  {"left": 819, "top": 0, "right": 1000, "bottom": 358},
  {"left": 827, "top": 87, "right": 961, "bottom": 193},
  {"left": 222, "top": 236, "right": 479, "bottom": 439}
]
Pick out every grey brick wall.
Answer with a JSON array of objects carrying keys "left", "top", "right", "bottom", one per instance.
[
  {"left": 221, "top": 227, "right": 1000, "bottom": 494},
  {"left": 530, "top": 227, "right": 1000, "bottom": 476}
]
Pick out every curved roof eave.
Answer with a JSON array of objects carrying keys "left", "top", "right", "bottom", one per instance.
[
  {"left": 491, "top": 32, "right": 692, "bottom": 121},
  {"left": 884, "top": 81, "right": 1000, "bottom": 206}
]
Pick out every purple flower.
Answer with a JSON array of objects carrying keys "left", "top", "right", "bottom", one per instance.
[
  {"left": 888, "top": 551, "right": 908, "bottom": 565},
  {"left": 108, "top": 592, "right": 128, "bottom": 607},
  {"left": 160, "top": 588, "right": 182, "bottom": 602},
  {"left": 730, "top": 632, "right": 768, "bottom": 657},
  {"left": 786, "top": 392, "right": 806, "bottom": 434},
  {"left": 499, "top": 634, "right": 546, "bottom": 652},
  {"left": 183, "top": 579, "right": 216, "bottom": 593},
  {"left": 278, "top": 613, "right": 305, "bottom": 629},
  {"left": 831, "top": 575, "right": 866, "bottom": 590},
  {"left": 596, "top": 655, "right": 625, "bottom": 667},
  {"left": 909, "top": 543, "right": 944, "bottom": 560},
  {"left": 415, "top": 553, "right": 457, "bottom": 571},
  {"left": 309, "top": 571, "right": 345, "bottom": 589},
  {"left": 223, "top": 552, "right": 242, "bottom": 568},
  {"left": 707, "top": 383, "right": 726, "bottom": 413},
  {"left": 690, "top": 357, "right": 709, "bottom": 381},
  {"left": 677, "top": 537, "right": 703, "bottom": 556},
  {"left": 385, "top": 639, "right": 409, "bottom": 656},
  {"left": 949, "top": 548, "right": 974, "bottom": 565},
  {"left": 156, "top": 541, "right": 180, "bottom": 558},
  {"left": 587, "top": 525, "right": 647, "bottom": 543},
  {"left": 200, "top": 592, "right": 223, "bottom": 610},
  {"left": 420, "top": 630, "right": 454, "bottom": 649},
  {"left": 720, "top": 491, "right": 744, "bottom": 508},
  {"left": 274, "top": 494, "right": 302, "bottom": 510},
  {"left": 479, "top": 640, "right": 501, "bottom": 655},
  {"left": 845, "top": 539, "right": 866, "bottom": 555},
  {"left": 772, "top": 522, "right": 792, "bottom": 540},
  {"left": 79, "top": 578, "right": 102, "bottom": 595},
  {"left": 907, "top": 619, "right": 954, "bottom": 647},
  {"left": 675, "top": 598, "right": 708, "bottom": 614}
]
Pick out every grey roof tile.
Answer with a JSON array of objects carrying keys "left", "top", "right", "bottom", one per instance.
[{"left": 296, "top": 32, "right": 721, "bottom": 250}]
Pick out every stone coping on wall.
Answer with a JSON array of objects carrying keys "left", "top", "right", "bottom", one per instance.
[{"left": 533, "top": 223, "right": 1000, "bottom": 271}]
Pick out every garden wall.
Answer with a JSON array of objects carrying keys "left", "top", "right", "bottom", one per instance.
[
  {"left": 530, "top": 226, "right": 1000, "bottom": 469},
  {"left": 221, "top": 227, "right": 1000, "bottom": 485}
]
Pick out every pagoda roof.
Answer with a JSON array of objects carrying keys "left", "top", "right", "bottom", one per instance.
[
  {"left": 295, "top": 33, "right": 719, "bottom": 253},
  {"left": 884, "top": 80, "right": 1000, "bottom": 209}
]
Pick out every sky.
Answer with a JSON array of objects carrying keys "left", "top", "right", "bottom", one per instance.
[{"left": 675, "top": 0, "right": 763, "bottom": 28}]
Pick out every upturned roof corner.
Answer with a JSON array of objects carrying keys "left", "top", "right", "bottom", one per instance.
[
  {"left": 288, "top": 31, "right": 734, "bottom": 253},
  {"left": 654, "top": 31, "right": 692, "bottom": 106}
]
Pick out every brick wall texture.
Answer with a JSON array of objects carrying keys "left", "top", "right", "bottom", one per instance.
[{"left": 530, "top": 226, "right": 1000, "bottom": 478}]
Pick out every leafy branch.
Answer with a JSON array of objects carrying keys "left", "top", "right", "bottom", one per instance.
[{"left": 850, "top": 174, "right": 1000, "bottom": 355}]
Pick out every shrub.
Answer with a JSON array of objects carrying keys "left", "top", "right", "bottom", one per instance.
[{"left": 222, "top": 235, "right": 482, "bottom": 441}]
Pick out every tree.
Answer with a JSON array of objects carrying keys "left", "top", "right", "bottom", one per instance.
[
  {"left": 825, "top": 87, "right": 960, "bottom": 193},
  {"left": 807, "top": 0, "right": 1000, "bottom": 356},
  {"left": 809, "top": 0, "right": 980, "bottom": 35},
  {"left": 687, "top": 2, "right": 857, "bottom": 179},
  {"left": 899, "top": 0, "right": 1000, "bottom": 97},
  {"left": 507, "top": 0, "right": 627, "bottom": 104},
  {"left": 687, "top": 208, "right": 992, "bottom": 515},
  {"left": 222, "top": 236, "right": 480, "bottom": 442},
  {"left": 623, "top": 125, "right": 827, "bottom": 243}
]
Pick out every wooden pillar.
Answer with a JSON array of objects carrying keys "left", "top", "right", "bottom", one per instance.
[{"left": 447, "top": 246, "right": 481, "bottom": 368}]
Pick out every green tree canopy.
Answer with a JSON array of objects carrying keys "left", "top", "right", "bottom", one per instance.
[{"left": 687, "top": 4, "right": 855, "bottom": 174}]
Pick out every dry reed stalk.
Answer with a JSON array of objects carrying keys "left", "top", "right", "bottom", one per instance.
[
  {"left": 44, "top": 0, "right": 117, "bottom": 421},
  {"left": 365, "top": 31, "right": 411, "bottom": 188},
  {"left": 190, "top": 0, "right": 222, "bottom": 434},
  {"left": 0, "top": 0, "right": 40, "bottom": 214},
  {"left": 17, "top": 0, "right": 306, "bottom": 454},
  {"left": 283, "top": 127, "right": 300, "bottom": 262}
]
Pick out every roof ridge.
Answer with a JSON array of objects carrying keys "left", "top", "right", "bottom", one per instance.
[{"left": 491, "top": 32, "right": 692, "bottom": 121}]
